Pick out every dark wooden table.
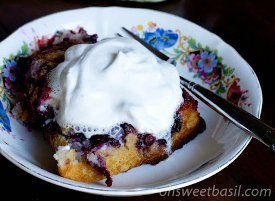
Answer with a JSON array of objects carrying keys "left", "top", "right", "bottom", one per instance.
[{"left": 0, "top": 0, "right": 274, "bottom": 200}]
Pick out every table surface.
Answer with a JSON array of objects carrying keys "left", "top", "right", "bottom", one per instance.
[{"left": 0, "top": 0, "right": 274, "bottom": 200}]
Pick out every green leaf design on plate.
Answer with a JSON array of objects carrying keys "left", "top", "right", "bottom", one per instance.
[
  {"left": 204, "top": 46, "right": 210, "bottom": 52},
  {"left": 21, "top": 42, "right": 29, "bottom": 55},
  {"left": 216, "top": 85, "right": 226, "bottom": 95},
  {"left": 223, "top": 67, "right": 235, "bottom": 76},
  {"left": 173, "top": 48, "right": 183, "bottom": 54},
  {"left": 187, "top": 37, "right": 197, "bottom": 49},
  {"left": 217, "top": 56, "right": 223, "bottom": 63}
]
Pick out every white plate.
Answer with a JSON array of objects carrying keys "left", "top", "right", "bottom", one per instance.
[{"left": 0, "top": 7, "right": 262, "bottom": 196}]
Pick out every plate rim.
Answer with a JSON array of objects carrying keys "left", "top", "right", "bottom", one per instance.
[{"left": 0, "top": 6, "right": 263, "bottom": 196}]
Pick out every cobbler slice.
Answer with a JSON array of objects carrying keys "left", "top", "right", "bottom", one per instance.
[{"left": 12, "top": 28, "right": 205, "bottom": 186}]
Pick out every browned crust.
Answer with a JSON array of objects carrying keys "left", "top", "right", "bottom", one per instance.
[
  {"left": 172, "top": 98, "right": 201, "bottom": 151},
  {"left": 50, "top": 95, "right": 203, "bottom": 184}
]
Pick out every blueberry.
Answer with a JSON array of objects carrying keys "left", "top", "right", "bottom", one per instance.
[
  {"left": 121, "top": 123, "right": 137, "bottom": 135},
  {"left": 171, "top": 115, "right": 182, "bottom": 133},
  {"left": 157, "top": 139, "right": 167, "bottom": 146},
  {"left": 143, "top": 134, "right": 156, "bottom": 146},
  {"left": 43, "top": 121, "right": 61, "bottom": 135},
  {"left": 109, "top": 139, "right": 121, "bottom": 148}
]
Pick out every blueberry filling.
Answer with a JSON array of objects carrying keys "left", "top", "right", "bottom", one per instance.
[
  {"left": 157, "top": 139, "right": 167, "bottom": 146},
  {"left": 89, "top": 134, "right": 121, "bottom": 149},
  {"left": 171, "top": 110, "right": 183, "bottom": 134},
  {"left": 88, "top": 155, "right": 112, "bottom": 187},
  {"left": 136, "top": 133, "right": 156, "bottom": 149},
  {"left": 69, "top": 133, "right": 87, "bottom": 142},
  {"left": 182, "top": 89, "right": 192, "bottom": 102},
  {"left": 43, "top": 121, "right": 61, "bottom": 135},
  {"left": 66, "top": 133, "right": 121, "bottom": 153},
  {"left": 120, "top": 123, "right": 137, "bottom": 135},
  {"left": 66, "top": 133, "right": 118, "bottom": 186}
]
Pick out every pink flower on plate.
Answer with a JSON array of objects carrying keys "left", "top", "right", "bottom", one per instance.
[
  {"left": 187, "top": 53, "right": 201, "bottom": 69},
  {"left": 131, "top": 26, "right": 138, "bottom": 34}
]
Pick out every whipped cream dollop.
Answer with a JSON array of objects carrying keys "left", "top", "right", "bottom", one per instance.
[{"left": 47, "top": 37, "right": 183, "bottom": 139}]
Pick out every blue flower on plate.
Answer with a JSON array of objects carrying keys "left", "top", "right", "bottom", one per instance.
[
  {"left": 0, "top": 101, "right": 11, "bottom": 132},
  {"left": 143, "top": 28, "right": 178, "bottom": 50},
  {"left": 198, "top": 51, "right": 218, "bottom": 73},
  {"left": 3, "top": 60, "right": 17, "bottom": 82}
]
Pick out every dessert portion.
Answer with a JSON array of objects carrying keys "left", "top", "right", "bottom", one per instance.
[
  {"left": 46, "top": 37, "right": 183, "bottom": 144},
  {"left": 13, "top": 28, "right": 205, "bottom": 186}
]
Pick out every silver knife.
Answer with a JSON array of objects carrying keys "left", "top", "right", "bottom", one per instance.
[{"left": 122, "top": 27, "right": 275, "bottom": 151}]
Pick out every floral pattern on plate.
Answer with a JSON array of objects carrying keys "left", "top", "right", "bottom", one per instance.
[
  {"left": 0, "top": 43, "right": 29, "bottom": 131},
  {"left": 131, "top": 22, "right": 250, "bottom": 107}
]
